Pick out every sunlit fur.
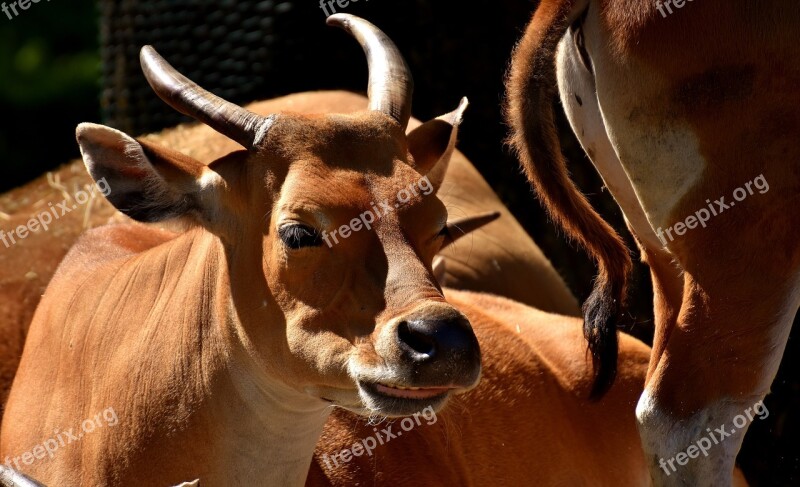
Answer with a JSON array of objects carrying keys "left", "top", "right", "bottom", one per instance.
[
  {"left": 1, "top": 93, "right": 484, "bottom": 484},
  {"left": 0, "top": 92, "right": 585, "bottom": 486},
  {"left": 311, "top": 289, "right": 652, "bottom": 486},
  {"left": 507, "top": 1, "right": 800, "bottom": 484}
]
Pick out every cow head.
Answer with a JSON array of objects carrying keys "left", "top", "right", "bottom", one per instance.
[{"left": 75, "top": 15, "right": 482, "bottom": 417}]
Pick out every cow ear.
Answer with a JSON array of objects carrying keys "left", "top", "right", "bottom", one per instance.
[
  {"left": 76, "top": 123, "right": 221, "bottom": 223},
  {"left": 433, "top": 212, "right": 500, "bottom": 286},
  {"left": 441, "top": 212, "right": 500, "bottom": 249},
  {"left": 407, "top": 97, "right": 468, "bottom": 192}
]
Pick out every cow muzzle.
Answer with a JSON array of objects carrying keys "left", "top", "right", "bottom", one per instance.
[{"left": 353, "top": 305, "right": 481, "bottom": 416}]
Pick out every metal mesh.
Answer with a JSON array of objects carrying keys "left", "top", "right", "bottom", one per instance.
[
  {"left": 100, "top": 0, "right": 288, "bottom": 134},
  {"left": 96, "top": 0, "right": 523, "bottom": 135}
]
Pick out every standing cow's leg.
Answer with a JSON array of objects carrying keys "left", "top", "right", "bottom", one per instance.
[
  {"left": 558, "top": 4, "right": 800, "bottom": 484},
  {"left": 558, "top": 27, "right": 799, "bottom": 477},
  {"left": 637, "top": 245, "right": 800, "bottom": 486},
  {"left": 509, "top": 2, "right": 800, "bottom": 484}
]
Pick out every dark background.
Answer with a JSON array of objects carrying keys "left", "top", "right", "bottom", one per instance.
[{"left": 0, "top": 0, "right": 796, "bottom": 484}]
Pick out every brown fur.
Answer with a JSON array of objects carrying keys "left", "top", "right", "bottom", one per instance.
[
  {"left": 507, "top": 1, "right": 799, "bottom": 484},
  {"left": 309, "top": 289, "right": 651, "bottom": 486},
  {"left": 0, "top": 167, "right": 118, "bottom": 417},
  {"left": 0, "top": 92, "right": 577, "bottom": 425},
  {"left": 0, "top": 90, "right": 583, "bottom": 485},
  {"left": 505, "top": 0, "right": 631, "bottom": 397}
]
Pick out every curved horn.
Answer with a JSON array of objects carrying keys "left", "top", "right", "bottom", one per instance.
[
  {"left": 139, "top": 46, "right": 273, "bottom": 149},
  {"left": 0, "top": 466, "right": 45, "bottom": 487},
  {"left": 326, "top": 14, "right": 414, "bottom": 129}
]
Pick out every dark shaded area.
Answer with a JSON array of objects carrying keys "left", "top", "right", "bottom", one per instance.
[
  {"left": 0, "top": 1, "right": 797, "bottom": 484},
  {"left": 0, "top": 0, "right": 100, "bottom": 192}
]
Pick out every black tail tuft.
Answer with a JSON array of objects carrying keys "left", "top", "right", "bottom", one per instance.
[{"left": 583, "top": 274, "right": 624, "bottom": 400}]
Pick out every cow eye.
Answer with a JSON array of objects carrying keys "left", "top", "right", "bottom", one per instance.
[{"left": 279, "top": 224, "right": 322, "bottom": 249}]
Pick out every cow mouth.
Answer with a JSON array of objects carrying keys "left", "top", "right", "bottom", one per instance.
[
  {"left": 373, "top": 382, "right": 455, "bottom": 400},
  {"left": 356, "top": 380, "right": 457, "bottom": 416}
]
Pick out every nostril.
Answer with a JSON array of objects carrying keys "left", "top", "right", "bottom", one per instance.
[{"left": 397, "top": 320, "right": 437, "bottom": 357}]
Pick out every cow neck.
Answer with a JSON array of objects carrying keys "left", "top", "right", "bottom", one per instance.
[
  {"left": 219, "top": 355, "right": 331, "bottom": 486},
  {"left": 215, "top": 232, "right": 332, "bottom": 486}
]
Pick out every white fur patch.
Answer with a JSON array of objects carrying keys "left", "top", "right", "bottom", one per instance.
[
  {"left": 197, "top": 167, "right": 223, "bottom": 191},
  {"left": 556, "top": 31, "right": 664, "bottom": 251},
  {"left": 636, "top": 390, "right": 758, "bottom": 486},
  {"left": 252, "top": 115, "right": 277, "bottom": 147},
  {"left": 576, "top": 5, "right": 708, "bottom": 241}
]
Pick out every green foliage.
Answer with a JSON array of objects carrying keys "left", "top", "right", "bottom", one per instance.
[{"left": 0, "top": 0, "right": 100, "bottom": 192}]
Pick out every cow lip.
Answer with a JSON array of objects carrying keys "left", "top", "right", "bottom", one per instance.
[
  {"left": 352, "top": 380, "right": 456, "bottom": 417},
  {"left": 364, "top": 381, "right": 456, "bottom": 400},
  {"left": 374, "top": 382, "right": 454, "bottom": 399}
]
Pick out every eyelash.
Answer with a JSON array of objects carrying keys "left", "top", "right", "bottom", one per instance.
[{"left": 279, "top": 224, "right": 323, "bottom": 249}]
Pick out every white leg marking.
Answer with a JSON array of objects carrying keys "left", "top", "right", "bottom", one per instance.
[{"left": 636, "top": 390, "right": 765, "bottom": 486}]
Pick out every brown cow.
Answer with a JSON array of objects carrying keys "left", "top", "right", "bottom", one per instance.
[
  {"left": 310, "top": 289, "right": 652, "bottom": 486},
  {"left": 0, "top": 92, "right": 578, "bottom": 424},
  {"left": 507, "top": 1, "right": 799, "bottom": 484},
  {"left": 0, "top": 101, "right": 577, "bottom": 427},
  {"left": 0, "top": 15, "right": 589, "bottom": 485}
]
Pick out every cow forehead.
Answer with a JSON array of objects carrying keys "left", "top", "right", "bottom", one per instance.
[
  {"left": 267, "top": 112, "right": 430, "bottom": 209},
  {"left": 263, "top": 111, "right": 410, "bottom": 174},
  {"left": 276, "top": 163, "right": 439, "bottom": 223}
]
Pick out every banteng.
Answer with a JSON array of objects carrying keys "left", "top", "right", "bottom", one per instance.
[{"left": 507, "top": 1, "right": 800, "bottom": 484}]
